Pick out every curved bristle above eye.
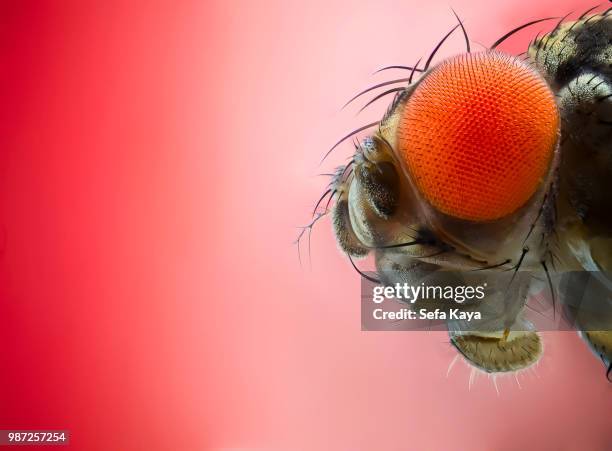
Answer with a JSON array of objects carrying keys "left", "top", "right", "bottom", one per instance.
[
  {"left": 490, "top": 17, "right": 558, "bottom": 49},
  {"left": 397, "top": 52, "right": 560, "bottom": 222},
  {"left": 373, "top": 65, "right": 424, "bottom": 74},
  {"left": 451, "top": 8, "right": 470, "bottom": 53},
  {"left": 424, "top": 23, "right": 461, "bottom": 71}
]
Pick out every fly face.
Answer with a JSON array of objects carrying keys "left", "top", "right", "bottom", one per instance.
[{"left": 306, "top": 8, "right": 612, "bottom": 378}]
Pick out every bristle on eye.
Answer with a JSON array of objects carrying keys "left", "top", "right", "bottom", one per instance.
[{"left": 397, "top": 51, "right": 559, "bottom": 222}]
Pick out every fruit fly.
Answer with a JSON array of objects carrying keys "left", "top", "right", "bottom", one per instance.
[{"left": 301, "top": 6, "right": 612, "bottom": 379}]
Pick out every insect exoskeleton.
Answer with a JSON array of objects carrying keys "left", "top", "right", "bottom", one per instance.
[{"left": 307, "top": 7, "right": 612, "bottom": 379}]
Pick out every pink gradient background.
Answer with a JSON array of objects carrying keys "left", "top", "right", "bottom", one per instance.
[{"left": 0, "top": 1, "right": 610, "bottom": 450}]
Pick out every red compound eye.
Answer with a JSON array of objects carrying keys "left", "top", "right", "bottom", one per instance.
[{"left": 397, "top": 51, "right": 559, "bottom": 222}]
